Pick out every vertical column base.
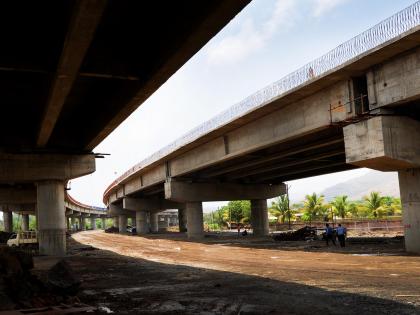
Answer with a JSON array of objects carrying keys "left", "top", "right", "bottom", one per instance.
[
  {"left": 136, "top": 211, "right": 148, "bottom": 235},
  {"left": 178, "top": 208, "right": 187, "bottom": 233},
  {"left": 186, "top": 202, "right": 204, "bottom": 239},
  {"left": 251, "top": 199, "right": 269, "bottom": 236},
  {"left": 3, "top": 211, "right": 13, "bottom": 233},
  {"left": 37, "top": 180, "right": 66, "bottom": 256},
  {"left": 149, "top": 212, "right": 159, "bottom": 233},
  {"left": 119, "top": 215, "right": 127, "bottom": 234},
  {"left": 38, "top": 229, "right": 66, "bottom": 256},
  {"left": 22, "top": 214, "right": 30, "bottom": 232},
  {"left": 399, "top": 168, "right": 420, "bottom": 253}
]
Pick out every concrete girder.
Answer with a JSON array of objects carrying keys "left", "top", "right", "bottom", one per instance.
[
  {"left": 0, "top": 187, "right": 36, "bottom": 204},
  {"left": 0, "top": 153, "right": 95, "bottom": 182},
  {"left": 164, "top": 180, "right": 285, "bottom": 203},
  {"left": 108, "top": 204, "right": 135, "bottom": 217},
  {"left": 344, "top": 116, "right": 420, "bottom": 171},
  {"left": 123, "top": 197, "right": 184, "bottom": 211},
  {"left": 37, "top": 0, "right": 107, "bottom": 147}
]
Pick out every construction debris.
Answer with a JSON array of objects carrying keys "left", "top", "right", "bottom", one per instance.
[
  {"left": 0, "top": 247, "right": 85, "bottom": 312},
  {"left": 272, "top": 226, "right": 318, "bottom": 241}
]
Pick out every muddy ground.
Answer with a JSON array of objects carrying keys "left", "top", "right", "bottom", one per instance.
[{"left": 34, "top": 231, "right": 420, "bottom": 314}]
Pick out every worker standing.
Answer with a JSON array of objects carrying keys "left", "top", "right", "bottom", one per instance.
[
  {"left": 325, "top": 223, "right": 336, "bottom": 246},
  {"left": 336, "top": 224, "right": 346, "bottom": 247}
]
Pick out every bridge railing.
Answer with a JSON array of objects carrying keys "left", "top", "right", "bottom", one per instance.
[{"left": 104, "top": 2, "right": 420, "bottom": 200}]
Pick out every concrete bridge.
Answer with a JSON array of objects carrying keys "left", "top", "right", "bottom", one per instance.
[
  {"left": 1, "top": 190, "right": 107, "bottom": 236},
  {"left": 0, "top": 0, "right": 248, "bottom": 255},
  {"left": 103, "top": 3, "right": 420, "bottom": 253}
]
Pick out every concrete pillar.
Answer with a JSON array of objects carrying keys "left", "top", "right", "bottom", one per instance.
[
  {"left": 186, "top": 202, "right": 204, "bottom": 239},
  {"left": 37, "top": 180, "right": 66, "bottom": 256},
  {"left": 71, "top": 217, "right": 76, "bottom": 231},
  {"left": 65, "top": 217, "right": 70, "bottom": 231},
  {"left": 149, "top": 212, "right": 159, "bottom": 233},
  {"left": 90, "top": 217, "right": 97, "bottom": 230},
  {"left": 118, "top": 214, "right": 127, "bottom": 234},
  {"left": 102, "top": 217, "right": 106, "bottom": 230},
  {"left": 80, "top": 216, "right": 86, "bottom": 231},
  {"left": 113, "top": 216, "right": 119, "bottom": 228},
  {"left": 251, "top": 199, "right": 269, "bottom": 236},
  {"left": 399, "top": 168, "right": 420, "bottom": 253},
  {"left": 22, "top": 214, "right": 30, "bottom": 231},
  {"left": 178, "top": 208, "right": 187, "bottom": 232},
  {"left": 136, "top": 211, "right": 148, "bottom": 235},
  {"left": 3, "top": 211, "right": 13, "bottom": 233}
]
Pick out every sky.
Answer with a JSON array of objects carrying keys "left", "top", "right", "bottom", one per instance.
[{"left": 70, "top": 0, "right": 414, "bottom": 210}]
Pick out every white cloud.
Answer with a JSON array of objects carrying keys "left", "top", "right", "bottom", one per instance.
[
  {"left": 206, "top": 0, "right": 298, "bottom": 65},
  {"left": 312, "top": 0, "right": 347, "bottom": 17}
]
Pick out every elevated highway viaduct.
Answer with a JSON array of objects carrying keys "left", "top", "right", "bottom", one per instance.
[
  {"left": 0, "top": 0, "right": 249, "bottom": 255},
  {"left": 104, "top": 3, "right": 420, "bottom": 253},
  {"left": 1, "top": 190, "right": 107, "bottom": 235}
]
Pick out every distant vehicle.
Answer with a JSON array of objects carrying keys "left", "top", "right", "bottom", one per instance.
[
  {"left": 7, "top": 231, "right": 38, "bottom": 248},
  {"left": 126, "top": 226, "right": 136, "bottom": 234}
]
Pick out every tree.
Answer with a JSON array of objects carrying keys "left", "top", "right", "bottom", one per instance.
[
  {"left": 269, "top": 195, "right": 289, "bottom": 223},
  {"left": 302, "top": 193, "right": 325, "bottom": 225},
  {"left": 364, "top": 191, "right": 385, "bottom": 218},
  {"left": 330, "top": 195, "right": 350, "bottom": 219}
]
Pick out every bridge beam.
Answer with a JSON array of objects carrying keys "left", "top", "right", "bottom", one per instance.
[
  {"left": 123, "top": 197, "right": 184, "bottom": 212},
  {"left": 344, "top": 116, "right": 420, "bottom": 253},
  {"left": 37, "top": 0, "right": 107, "bottom": 147},
  {"left": 164, "top": 180, "right": 285, "bottom": 203}
]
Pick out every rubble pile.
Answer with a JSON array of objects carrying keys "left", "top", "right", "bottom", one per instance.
[
  {"left": 0, "top": 247, "right": 81, "bottom": 310},
  {"left": 272, "top": 226, "right": 317, "bottom": 241}
]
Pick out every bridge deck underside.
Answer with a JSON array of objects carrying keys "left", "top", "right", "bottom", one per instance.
[{"left": 124, "top": 127, "right": 356, "bottom": 201}]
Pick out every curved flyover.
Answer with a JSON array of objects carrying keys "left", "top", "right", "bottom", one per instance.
[{"left": 104, "top": 3, "right": 420, "bottom": 253}]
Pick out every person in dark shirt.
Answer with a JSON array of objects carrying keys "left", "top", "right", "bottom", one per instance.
[
  {"left": 325, "top": 223, "right": 336, "bottom": 246},
  {"left": 336, "top": 224, "right": 347, "bottom": 247}
]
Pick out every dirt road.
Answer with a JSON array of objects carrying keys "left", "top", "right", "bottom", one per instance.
[{"left": 66, "top": 230, "right": 420, "bottom": 314}]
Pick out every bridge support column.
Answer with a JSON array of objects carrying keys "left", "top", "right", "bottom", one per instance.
[
  {"left": 178, "top": 208, "right": 187, "bottom": 232},
  {"left": 344, "top": 116, "right": 420, "bottom": 253},
  {"left": 118, "top": 215, "right": 127, "bottom": 234},
  {"left": 80, "top": 216, "right": 86, "bottom": 231},
  {"left": 113, "top": 216, "right": 119, "bottom": 228},
  {"left": 22, "top": 214, "right": 30, "bottom": 231},
  {"left": 149, "top": 212, "right": 159, "bottom": 233},
  {"left": 102, "top": 217, "right": 106, "bottom": 230},
  {"left": 3, "top": 211, "right": 13, "bottom": 232},
  {"left": 399, "top": 169, "right": 420, "bottom": 253},
  {"left": 90, "top": 217, "right": 97, "bottom": 230},
  {"left": 186, "top": 202, "right": 203, "bottom": 239},
  {"left": 136, "top": 211, "right": 148, "bottom": 235},
  {"left": 71, "top": 217, "right": 76, "bottom": 231},
  {"left": 37, "top": 180, "right": 66, "bottom": 256},
  {"left": 251, "top": 199, "right": 269, "bottom": 236}
]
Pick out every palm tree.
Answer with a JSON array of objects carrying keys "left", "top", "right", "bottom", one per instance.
[
  {"left": 364, "top": 191, "right": 384, "bottom": 218},
  {"left": 269, "top": 195, "right": 289, "bottom": 223},
  {"left": 330, "top": 195, "right": 350, "bottom": 219},
  {"left": 303, "top": 193, "right": 325, "bottom": 226}
]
